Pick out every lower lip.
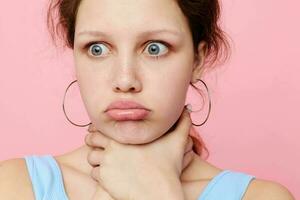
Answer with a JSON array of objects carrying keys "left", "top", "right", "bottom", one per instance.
[{"left": 106, "top": 109, "right": 150, "bottom": 121}]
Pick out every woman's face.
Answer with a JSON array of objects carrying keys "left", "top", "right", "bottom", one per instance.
[{"left": 73, "top": 0, "right": 204, "bottom": 144}]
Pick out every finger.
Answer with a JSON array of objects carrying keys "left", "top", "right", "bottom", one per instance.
[
  {"left": 166, "top": 106, "right": 192, "bottom": 147},
  {"left": 87, "top": 148, "right": 104, "bottom": 167},
  {"left": 182, "top": 150, "right": 195, "bottom": 171},
  {"left": 176, "top": 106, "right": 192, "bottom": 139},
  {"left": 91, "top": 166, "right": 101, "bottom": 182},
  {"left": 184, "top": 136, "right": 193, "bottom": 154},
  {"left": 88, "top": 123, "right": 98, "bottom": 132},
  {"left": 85, "top": 131, "right": 110, "bottom": 149}
]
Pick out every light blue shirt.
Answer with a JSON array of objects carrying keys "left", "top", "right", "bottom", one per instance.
[{"left": 24, "top": 155, "right": 255, "bottom": 200}]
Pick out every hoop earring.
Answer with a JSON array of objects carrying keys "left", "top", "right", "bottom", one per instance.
[
  {"left": 62, "top": 79, "right": 211, "bottom": 127},
  {"left": 188, "top": 79, "right": 212, "bottom": 127},
  {"left": 62, "top": 80, "right": 92, "bottom": 127}
]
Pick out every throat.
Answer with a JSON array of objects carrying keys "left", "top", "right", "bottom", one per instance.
[
  {"left": 54, "top": 144, "right": 95, "bottom": 175},
  {"left": 55, "top": 144, "right": 210, "bottom": 182}
]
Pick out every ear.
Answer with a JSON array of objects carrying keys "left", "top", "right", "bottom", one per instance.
[{"left": 191, "top": 41, "right": 207, "bottom": 84}]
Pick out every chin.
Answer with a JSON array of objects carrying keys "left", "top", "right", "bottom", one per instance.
[
  {"left": 105, "top": 120, "right": 169, "bottom": 145},
  {"left": 95, "top": 115, "right": 178, "bottom": 145}
]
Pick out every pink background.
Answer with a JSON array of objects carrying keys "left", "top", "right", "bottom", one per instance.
[{"left": 0, "top": 0, "right": 299, "bottom": 198}]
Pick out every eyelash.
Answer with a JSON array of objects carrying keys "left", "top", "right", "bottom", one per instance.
[{"left": 83, "top": 40, "right": 171, "bottom": 60}]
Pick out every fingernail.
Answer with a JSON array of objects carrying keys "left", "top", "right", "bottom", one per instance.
[
  {"left": 186, "top": 104, "right": 193, "bottom": 113},
  {"left": 88, "top": 124, "right": 93, "bottom": 132}
]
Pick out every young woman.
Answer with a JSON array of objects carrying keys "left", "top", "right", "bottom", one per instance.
[{"left": 0, "top": 0, "right": 295, "bottom": 199}]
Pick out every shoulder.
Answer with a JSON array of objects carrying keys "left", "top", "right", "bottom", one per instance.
[
  {"left": 0, "top": 158, "right": 35, "bottom": 200},
  {"left": 184, "top": 156, "right": 295, "bottom": 200},
  {"left": 243, "top": 178, "right": 295, "bottom": 200}
]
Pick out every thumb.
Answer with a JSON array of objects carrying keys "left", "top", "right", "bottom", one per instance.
[
  {"left": 165, "top": 105, "right": 192, "bottom": 148},
  {"left": 88, "top": 123, "right": 98, "bottom": 132}
]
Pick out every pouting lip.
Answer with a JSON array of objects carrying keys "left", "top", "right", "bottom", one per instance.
[{"left": 105, "top": 100, "right": 150, "bottom": 112}]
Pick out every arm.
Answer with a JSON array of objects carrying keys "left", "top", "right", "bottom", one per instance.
[
  {"left": 244, "top": 179, "right": 295, "bottom": 200},
  {"left": 0, "top": 158, "right": 35, "bottom": 200}
]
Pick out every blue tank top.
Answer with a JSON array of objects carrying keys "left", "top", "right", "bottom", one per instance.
[{"left": 24, "top": 155, "right": 255, "bottom": 200}]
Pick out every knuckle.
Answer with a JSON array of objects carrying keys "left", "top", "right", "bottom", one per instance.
[
  {"left": 86, "top": 132, "right": 97, "bottom": 146},
  {"left": 85, "top": 134, "right": 91, "bottom": 145},
  {"left": 87, "top": 150, "right": 94, "bottom": 162},
  {"left": 89, "top": 132, "right": 96, "bottom": 144},
  {"left": 87, "top": 149, "right": 98, "bottom": 165},
  {"left": 185, "top": 136, "right": 193, "bottom": 149},
  {"left": 184, "top": 150, "right": 194, "bottom": 161},
  {"left": 91, "top": 168, "right": 98, "bottom": 181},
  {"left": 88, "top": 132, "right": 100, "bottom": 147},
  {"left": 88, "top": 148, "right": 104, "bottom": 166}
]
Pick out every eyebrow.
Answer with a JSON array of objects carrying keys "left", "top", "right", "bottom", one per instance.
[{"left": 76, "top": 29, "right": 182, "bottom": 38}]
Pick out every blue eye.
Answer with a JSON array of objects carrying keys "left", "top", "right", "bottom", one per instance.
[
  {"left": 88, "top": 43, "right": 110, "bottom": 57},
  {"left": 85, "top": 40, "right": 169, "bottom": 58},
  {"left": 145, "top": 41, "right": 168, "bottom": 57}
]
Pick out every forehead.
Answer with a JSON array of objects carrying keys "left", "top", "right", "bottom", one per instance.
[{"left": 75, "top": 0, "right": 189, "bottom": 37}]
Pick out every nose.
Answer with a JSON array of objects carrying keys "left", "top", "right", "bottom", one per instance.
[{"left": 112, "top": 60, "right": 142, "bottom": 93}]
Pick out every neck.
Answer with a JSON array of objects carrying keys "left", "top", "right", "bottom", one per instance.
[
  {"left": 55, "top": 143, "right": 206, "bottom": 182},
  {"left": 55, "top": 144, "right": 94, "bottom": 173}
]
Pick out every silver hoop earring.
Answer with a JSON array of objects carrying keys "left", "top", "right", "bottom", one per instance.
[
  {"left": 62, "top": 79, "right": 211, "bottom": 127},
  {"left": 62, "top": 80, "right": 92, "bottom": 127},
  {"left": 188, "top": 79, "right": 212, "bottom": 126}
]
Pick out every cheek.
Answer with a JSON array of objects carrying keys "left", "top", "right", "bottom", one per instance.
[
  {"left": 74, "top": 55, "right": 111, "bottom": 115},
  {"left": 151, "top": 61, "right": 191, "bottom": 108},
  {"left": 148, "top": 67, "right": 190, "bottom": 131},
  {"left": 158, "top": 82, "right": 187, "bottom": 121},
  {"left": 75, "top": 73, "right": 107, "bottom": 121}
]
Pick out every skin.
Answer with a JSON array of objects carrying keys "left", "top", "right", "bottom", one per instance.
[
  {"left": 87, "top": 108, "right": 195, "bottom": 199},
  {"left": 72, "top": 0, "right": 207, "bottom": 198},
  {"left": 0, "top": 0, "right": 295, "bottom": 199},
  {"left": 73, "top": 0, "right": 206, "bottom": 198},
  {"left": 73, "top": 0, "right": 206, "bottom": 146}
]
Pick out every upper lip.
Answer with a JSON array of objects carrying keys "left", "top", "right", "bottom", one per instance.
[{"left": 105, "top": 100, "right": 150, "bottom": 112}]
